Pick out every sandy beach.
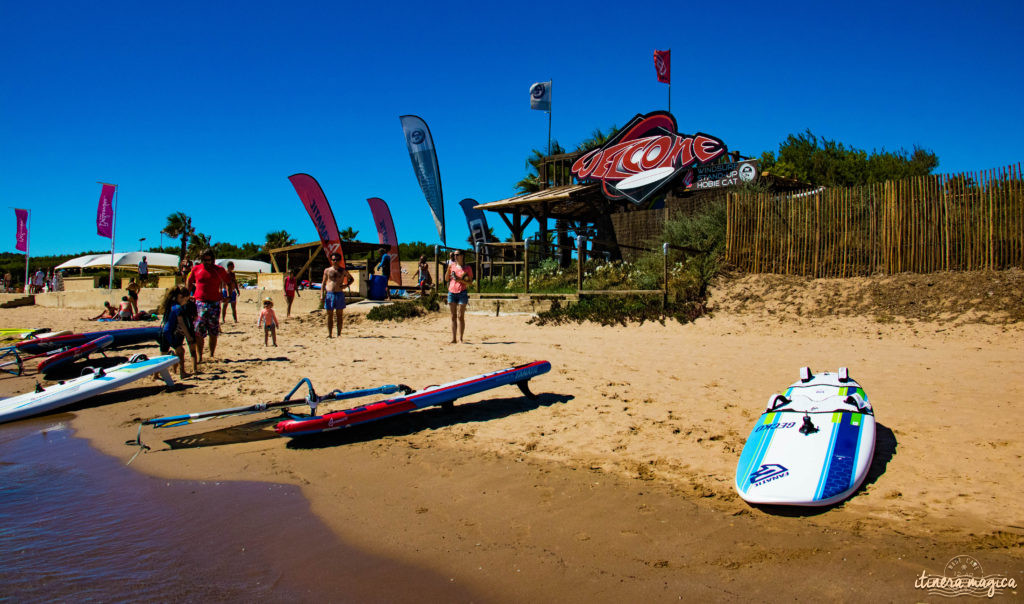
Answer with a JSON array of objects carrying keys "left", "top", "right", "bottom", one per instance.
[{"left": 2, "top": 272, "right": 1022, "bottom": 601}]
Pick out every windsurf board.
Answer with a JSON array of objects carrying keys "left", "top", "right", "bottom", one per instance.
[
  {"left": 735, "top": 367, "right": 875, "bottom": 507},
  {"left": 0, "top": 355, "right": 178, "bottom": 425}
]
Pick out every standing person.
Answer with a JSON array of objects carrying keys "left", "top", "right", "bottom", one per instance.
[
  {"left": 257, "top": 298, "right": 280, "bottom": 346},
  {"left": 445, "top": 250, "right": 473, "bottom": 344},
  {"left": 159, "top": 286, "right": 196, "bottom": 377},
  {"left": 2, "top": 271, "right": 10, "bottom": 292},
  {"left": 283, "top": 269, "right": 299, "bottom": 317},
  {"left": 32, "top": 268, "right": 44, "bottom": 293},
  {"left": 220, "top": 261, "right": 239, "bottom": 323},
  {"left": 320, "top": 252, "right": 352, "bottom": 338},
  {"left": 375, "top": 247, "right": 392, "bottom": 300},
  {"left": 125, "top": 278, "right": 141, "bottom": 315},
  {"left": 185, "top": 249, "right": 229, "bottom": 363},
  {"left": 138, "top": 256, "right": 149, "bottom": 285},
  {"left": 416, "top": 255, "right": 432, "bottom": 296}
]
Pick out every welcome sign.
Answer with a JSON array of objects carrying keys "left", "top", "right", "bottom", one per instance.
[{"left": 571, "top": 111, "right": 728, "bottom": 205}]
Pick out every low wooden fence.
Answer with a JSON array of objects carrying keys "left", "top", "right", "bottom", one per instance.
[{"left": 725, "top": 164, "right": 1023, "bottom": 276}]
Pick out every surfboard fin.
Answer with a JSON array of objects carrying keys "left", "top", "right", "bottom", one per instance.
[
  {"left": 516, "top": 380, "right": 538, "bottom": 400},
  {"left": 799, "top": 414, "right": 819, "bottom": 435},
  {"left": 799, "top": 366, "right": 813, "bottom": 382}
]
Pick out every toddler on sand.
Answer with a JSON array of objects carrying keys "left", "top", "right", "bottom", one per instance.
[{"left": 257, "top": 298, "right": 279, "bottom": 346}]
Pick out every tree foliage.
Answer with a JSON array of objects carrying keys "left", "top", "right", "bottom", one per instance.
[
  {"left": 163, "top": 212, "right": 194, "bottom": 260},
  {"left": 264, "top": 230, "right": 296, "bottom": 252},
  {"left": 758, "top": 130, "right": 939, "bottom": 187}
]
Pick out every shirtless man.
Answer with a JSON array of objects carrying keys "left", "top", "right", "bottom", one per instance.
[{"left": 321, "top": 252, "right": 352, "bottom": 338}]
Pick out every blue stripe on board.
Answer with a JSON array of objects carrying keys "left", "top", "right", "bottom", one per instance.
[
  {"left": 814, "top": 417, "right": 841, "bottom": 500},
  {"left": 739, "top": 413, "right": 779, "bottom": 492},
  {"left": 818, "top": 414, "right": 862, "bottom": 501}
]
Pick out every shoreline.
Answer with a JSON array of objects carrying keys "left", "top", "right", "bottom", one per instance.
[{"left": 2, "top": 274, "right": 1023, "bottom": 599}]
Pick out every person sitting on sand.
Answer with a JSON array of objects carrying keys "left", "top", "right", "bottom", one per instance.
[
  {"left": 257, "top": 297, "right": 280, "bottom": 346},
  {"left": 116, "top": 296, "right": 134, "bottom": 320},
  {"left": 87, "top": 301, "right": 117, "bottom": 321},
  {"left": 159, "top": 286, "right": 197, "bottom": 377}
]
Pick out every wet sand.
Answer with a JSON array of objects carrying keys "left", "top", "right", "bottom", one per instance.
[{"left": 2, "top": 276, "right": 1022, "bottom": 601}]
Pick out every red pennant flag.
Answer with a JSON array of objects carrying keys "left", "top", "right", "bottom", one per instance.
[{"left": 654, "top": 49, "right": 671, "bottom": 84}]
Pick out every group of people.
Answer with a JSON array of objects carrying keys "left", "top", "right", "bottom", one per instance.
[
  {"left": 148, "top": 246, "right": 476, "bottom": 377},
  {"left": 10, "top": 268, "right": 65, "bottom": 294},
  {"left": 157, "top": 249, "right": 239, "bottom": 376}
]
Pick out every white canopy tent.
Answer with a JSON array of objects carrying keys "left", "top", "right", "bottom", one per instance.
[
  {"left": 80, "top": 252, "right": 180, "bottom": 273},
  {"left": 54, "top": 254, "right": 108, "bottom": 270},
  {"left": 216, "top": 259, "right": 272, "bottom": 275}
]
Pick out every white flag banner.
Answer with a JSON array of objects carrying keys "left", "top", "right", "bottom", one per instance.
[{"left": 529, "top": 81, "right": 551, "bottom": 111}]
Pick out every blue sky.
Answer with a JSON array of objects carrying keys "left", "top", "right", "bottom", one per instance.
[{"left": 2, "top": 0, "right": 1021, "bottom": 256}]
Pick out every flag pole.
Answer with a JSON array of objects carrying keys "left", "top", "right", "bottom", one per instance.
[
  {"left": 667, "top": 48, "right": 671, "bottom": 113},
  {"left": 24, "top": 210, "right": 30, "bottom": 294},
  {"left": 547, "top": 77, "right": 552, "bottom": 157},
  {"left": 109, "top": 185, "right": 118, "bottom": 293}
]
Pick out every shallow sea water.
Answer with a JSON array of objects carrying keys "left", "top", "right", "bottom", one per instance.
[{"left": 0, "top": 415, "right": 465, "bottom": 603}]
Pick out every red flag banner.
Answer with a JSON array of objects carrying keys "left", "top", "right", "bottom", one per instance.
[
  {"left": 14, "top": 209, "right": 28, "bottom": 252},
  {"left": 654, "top": 50, "right": 671, "bottom": 84},
  {"left": 96, "top": 184, "right": 115, "bottom": 238},
  {"left": 367, "top": 197, "right": 402, "bottom": 287},
  {"left": 288, "top": 173, "right": 345, "bottom": 265}
]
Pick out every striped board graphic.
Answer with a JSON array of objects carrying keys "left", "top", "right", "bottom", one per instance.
[{"left": 735, "top": 368, "right": 876, "bottom": 507}]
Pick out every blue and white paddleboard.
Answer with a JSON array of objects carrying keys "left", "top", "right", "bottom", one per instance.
[
  {"left": 735, "top": 367, "right": 875, "bottom": 507},
  {"left": 0, "top": 355, "right": 178, "bottom": 425}
]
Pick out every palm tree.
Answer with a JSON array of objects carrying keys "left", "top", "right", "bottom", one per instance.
[
  {"left": 163, "top": 212, "right": 194, "bottom": 260},
  {"left": 575, "top": 126, "right": 618, "bottom": 152},
  {"left": 188, "top": 232, "right": 212, "bottom": 258},
  {"left": 515, "top": 142, "right": 566, "bottom": 194},
  {"left": 264, "top": 230, "right": 296, "bottom": 252},
  {"left": 339, "top": 227, "right": 359, "bottom": 242}
]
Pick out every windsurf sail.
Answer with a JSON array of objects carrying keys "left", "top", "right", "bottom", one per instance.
[
  {"left": 367, "top": 197, "right": 402, "bottom": 287},
  {"left": 288, "top": 173, "right": 345, "bottom": 265},
  {"left": 140, "top": 382, "right": 414, "bottom": 430},
  {"left": 399, "top": 115, "right": 445, "bottom": 244}
]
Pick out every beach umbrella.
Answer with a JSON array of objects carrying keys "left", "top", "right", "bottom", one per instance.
[{"left": 216, "top": 259, "right": 272, "bottom": 274}]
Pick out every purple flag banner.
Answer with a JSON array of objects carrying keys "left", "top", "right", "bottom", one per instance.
[
  {"left": 97, "top": 183, "right": 115, "bottom": 238},
  {"left": 14, "top": 209, "right": 28, "bottom": 252}
]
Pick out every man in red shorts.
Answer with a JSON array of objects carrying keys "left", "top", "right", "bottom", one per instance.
[{"left": 185, "top": 249, "right": 230, "bottom": 363}]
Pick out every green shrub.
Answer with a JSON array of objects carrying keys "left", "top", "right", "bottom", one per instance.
[
  {"left": 367, "top": 301, "right": 426, "bottom": 321},
  {"left": 530, "top": 295, "right": 706, "bottom": 327}
]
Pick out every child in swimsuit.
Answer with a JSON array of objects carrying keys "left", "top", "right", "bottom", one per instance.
[{"left": 257, "top": 298, "right": 279, "bottom": 346}]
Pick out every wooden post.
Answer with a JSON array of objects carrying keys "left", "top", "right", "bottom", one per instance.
[
  {"left": 576, "top": 235, "right": 584, "bottom": 292},
  {"left": 662, "top": 242, "right": 669, "bottom": 309},
  {"left": 476, "top": 243, "right": 481, "bottom": 294},
  {"left": 524, "top": 240, "right": 530, "bottom": 294},
  {"left": 433, "top": 245, "right": 440, "bottom": 294}
]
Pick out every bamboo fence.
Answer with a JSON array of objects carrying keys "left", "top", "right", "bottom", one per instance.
[{"left": 725, "top": 164, "right": 1024, "bottom": 276}]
